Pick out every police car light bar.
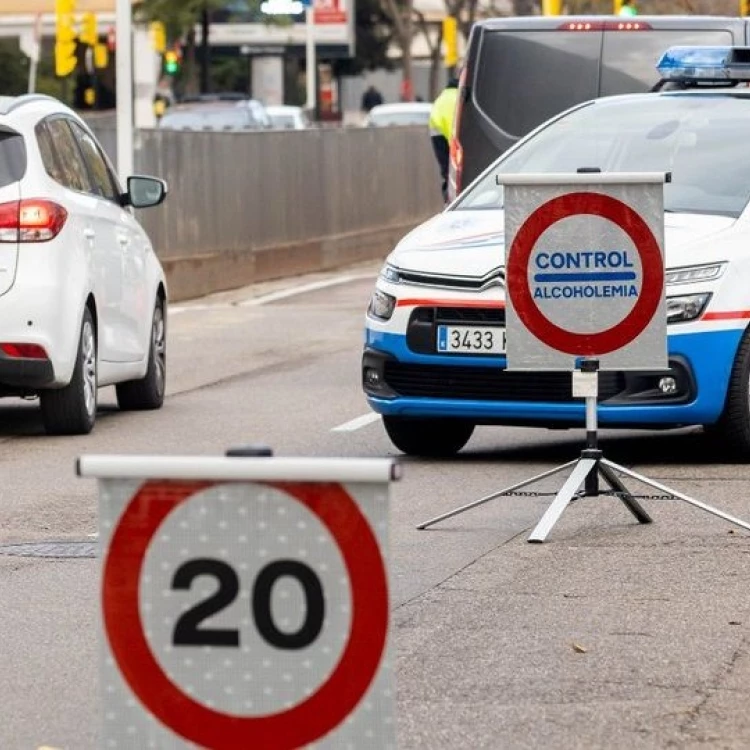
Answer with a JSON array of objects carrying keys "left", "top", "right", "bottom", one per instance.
[{"left": 656, "top": 46, "right": 750, "bottom": 82}]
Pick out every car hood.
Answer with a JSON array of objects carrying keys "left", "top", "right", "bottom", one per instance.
[{"left": 390, "top": 209, "right": 737, "bottom": 277}]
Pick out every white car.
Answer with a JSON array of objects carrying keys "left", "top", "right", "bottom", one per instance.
[
  {"left": 265, "top": 105, "right": 310, "bottom": 130},
  {"left": 0, "top": 94, "right": 168, "bottom": 435},
  {"left": 364, "top": 102, "right": 432, "bottom": 127},
  {"left": 363, "top": 46, "right": 750, "bottom": 457}
]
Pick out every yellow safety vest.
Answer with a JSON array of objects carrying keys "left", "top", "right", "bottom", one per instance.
[{"left": 429, "top": 87, "right": 458, "bottom": 141}]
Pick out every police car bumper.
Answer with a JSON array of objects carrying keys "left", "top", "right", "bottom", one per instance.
[{"left": 362, "top": 327, "right": 743, "bottom": 429}]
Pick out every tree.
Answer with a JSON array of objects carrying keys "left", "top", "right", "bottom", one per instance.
[
  {"left": 136, "top": 0, "right": 232, "bottom": 95},
  {"left": 0, "top": 40, "right": 32, "bottom": 97},
  {"left": 379, "top": 0, "right": 416, "bottom": 100},
  {"left": 333, "top": 0, "right": 395, "bottom": 77}
]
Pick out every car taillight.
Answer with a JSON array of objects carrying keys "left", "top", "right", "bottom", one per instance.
[
  {"left": 0, "top": 343, "right": 48, "bottom": 359},
  {"left": 557, "top": 20, "right": 652, "bottom": 31},
  {"left": 448, "top": 66, "right": 467, "bottom": 200},
  {"left": 0, "top": 199, "right": 67, "bottom": 243}
]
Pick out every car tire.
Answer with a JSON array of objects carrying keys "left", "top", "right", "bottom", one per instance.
[
  {"left": 707, "top": 329, "right": 750, "bottom": 458},
  {"left": 383, "top": 416, "right": 474, "bottom": 457},
  {"left": 116, "top": 298, "right": 166, "bottom": 411},
  {"left": 40, "top": 307, "right": 97, "bottom": 436}
]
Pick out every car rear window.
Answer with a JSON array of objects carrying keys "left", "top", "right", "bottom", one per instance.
[
  {"left": 600, "top": 29, "right": 735, "bottom": 94},
  {"left": 474, "top": 30, "right": 601, "bottom": 139},
  {"left": 0, "top": 130, "right": 26, "bottom": 187}
]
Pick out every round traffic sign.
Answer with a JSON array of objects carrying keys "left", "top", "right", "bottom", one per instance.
[
  {"left": 506, "top": 192, "right": 663, "bottom": 356},
  {"left": 102, "top": 480, "right": 389, "bottom": 750}
]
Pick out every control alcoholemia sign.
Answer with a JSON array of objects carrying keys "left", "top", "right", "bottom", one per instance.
[
  {"left": 80, "top": 455, "right": 397, "bottom": 750},
  {"left": 501, "top": 173, "right": 668, "bottom": 371}
]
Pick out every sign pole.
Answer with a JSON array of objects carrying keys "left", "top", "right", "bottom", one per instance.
[
  {"left": 115, "top": 0, "right": 134, "bottom": 183},
  {"left": 305, "top": 0, "right": 317, "bottom": 114},
  {"left": 418, "top": 173, "right": 750, "bottom": 542}
]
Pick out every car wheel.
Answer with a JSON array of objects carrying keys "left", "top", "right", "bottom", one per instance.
[
  {"left": 708, "top": 329, "right": 750, "bottom": 458},
  {"left": 40, "top": 307, "right": 97, "bottom": 436},
  {"left": 383, "top": 416, "right": 474, "bottom": 457},
  {"left": 116, "top": 298, "right": 166, "bottom": 411}
]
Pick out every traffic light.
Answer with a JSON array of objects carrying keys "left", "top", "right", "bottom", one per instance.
[
  {"left": 614, "top": 0, "right": 637, "bottom": 15},
  {"left": 55, "top": 0, "right": 77, "bottom": 77},
  {"left": 164, "top": 48, "right": 181, "bottom": 75},
  {"left": 80, "top": 11, "right": 97, "bottom": 47},
  {"left": 742, "top": 0, "right": 750, "bottom": 17},
  {"left": 94, "top": 43, "right": 109, "bottom": 69},
  {"left": 442, "top": 17, "right": 458, "bottom": 68},
  {"left": 151, "top": 22, "right": 166, "bottom": 54}
]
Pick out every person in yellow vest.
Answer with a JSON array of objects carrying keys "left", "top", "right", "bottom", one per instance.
[{"left": 429, "top": 75, "right": 459, "bottom": 203}]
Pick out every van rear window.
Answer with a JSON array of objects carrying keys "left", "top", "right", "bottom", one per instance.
[
  {"left": 600, "top": 30, "right": 734, "bottom": 93},
  {"left": 0, "top": 131, "right": 25, "bottom": 188},
  {"left": 474, "top": 30, "right": 601, "bottom": 140}
]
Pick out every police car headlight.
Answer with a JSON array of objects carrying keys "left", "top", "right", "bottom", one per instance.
[
  {"left": 665, "top": 263, "right": 726, "bottom": 285},
  {"left": 379, "top": 263, "right": 401, "bottom": 284},
  {"left": 368, "top": 289, "right": 397, "bottom": 321},
  {"left": 666, "top": 293, "right": 711, "bottom": 324}
]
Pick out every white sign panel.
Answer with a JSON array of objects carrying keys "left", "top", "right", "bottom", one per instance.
[
  {"left": 502, "top": 173, "right": 668, "bottom": 371},
  {"left": 82, "top": 455, "right": 396, "bottom": 750}
]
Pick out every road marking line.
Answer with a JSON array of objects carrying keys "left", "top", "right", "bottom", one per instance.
[
  {"left": 168, "top": 272, "right": 376, "bottom": 315},
  {"left": 332, "top": 412, "right": 381, "bottom": 432},
  {"left": 239, "top": 272, "right": 375, "bottom": 307},
  {"left": 168, "top": 303, "right": 227, "bottom": 316}
]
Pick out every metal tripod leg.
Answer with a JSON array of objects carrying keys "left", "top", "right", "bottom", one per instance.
[
  {"left": 601, "top": 458, "right": 750, "bottom": 533},
  {"left": 416, "top": 459, "right": 578, "bottom": 530},
  {"left": 597, "top": 462, "right": 652, "bottom": 524},
  {"left": 527, "top": 458, "right": 597, "bottom": 543}
]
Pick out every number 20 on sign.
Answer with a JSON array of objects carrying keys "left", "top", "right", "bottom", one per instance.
[{"left": 82, "top": 457, "right": 396, "bottom": 750}]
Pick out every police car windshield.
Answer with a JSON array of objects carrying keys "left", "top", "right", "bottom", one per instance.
[{"left": 458, "top": 94, "right": 750, "bottom": 218}]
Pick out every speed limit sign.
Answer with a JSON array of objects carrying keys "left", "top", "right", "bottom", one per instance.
[{"left": 78, "top": 455, "right": 398, "bottom": 749}]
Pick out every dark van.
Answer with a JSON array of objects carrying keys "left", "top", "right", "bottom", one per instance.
[{"left": 449, "top": 15, "right": 750, "bottom": 200}]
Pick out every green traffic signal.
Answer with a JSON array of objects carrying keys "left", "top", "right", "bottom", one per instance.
[{"left": 164, "top": 50, "right": 180, "bottom": 75}]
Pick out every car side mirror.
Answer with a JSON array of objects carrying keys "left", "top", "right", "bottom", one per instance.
[{"left": 123, "top": 175, "right": 168, "bottom": 209}]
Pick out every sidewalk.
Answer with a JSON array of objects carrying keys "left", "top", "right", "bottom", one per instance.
[{"left": 395, "top": 469, "right": 750, "bottom": 749}]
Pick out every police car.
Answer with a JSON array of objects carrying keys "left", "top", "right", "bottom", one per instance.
[{"left": 363, "top": 46, "right": 750, "bottom": 457}]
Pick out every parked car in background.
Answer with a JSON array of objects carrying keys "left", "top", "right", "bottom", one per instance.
[
  {"left": 0, "top": 94, "right": 168, "bottom": 435},
  {"left": 364, "top": 102, "right": 432, "bottom": 127},
  {"left": 266, "top": 105, "right": 311, "bottom": 130},
  {"left": 159, "top": 99, "right": 271, "bottom": 131},
  {"left": 450, "top": 15, "right": 750, "bottom": 199},
  {"left": 363, "top": 46, "right": 750, "bottom": 458}
]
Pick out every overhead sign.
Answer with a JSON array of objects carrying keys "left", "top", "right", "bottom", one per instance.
[
  {"left": 501, "top": 173, "right": 668, "bottom": 371},
  {"left": 80, "top": 455, "right": 397, "bottom": 749}
]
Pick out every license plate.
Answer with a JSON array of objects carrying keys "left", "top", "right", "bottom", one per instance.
[{"left": 436, "top": 325, "right": 506, "bottom": 354}]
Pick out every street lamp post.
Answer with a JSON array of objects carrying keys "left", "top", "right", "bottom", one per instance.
[
  {"left": 115, "top": 0, "right": 134, "bottom": 183},
  {"left": 305, "top": 0, "right": 316, "bottom": 114}
]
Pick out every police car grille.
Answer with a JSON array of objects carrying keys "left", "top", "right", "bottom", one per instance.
[
  {"left": 383, "top": 363, "right": 625, "bottom": 402},
  {"left": 433, "top": 307, "right": 505, "bottom": 324}
]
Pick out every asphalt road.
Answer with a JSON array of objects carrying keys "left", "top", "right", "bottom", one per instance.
[{"left": 1, "top": 261, "right": 749, "bottom": 749}]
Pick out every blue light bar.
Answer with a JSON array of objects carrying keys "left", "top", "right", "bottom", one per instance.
[{"left": 656, "top": 45, "right": 750, "bottom": 82}]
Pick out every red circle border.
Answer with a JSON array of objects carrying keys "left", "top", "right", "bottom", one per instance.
[
  {"left": 506, "top": 191, "right": 663, "bottom": 356},
  {"left": 102, "top": 480, "right": 389, "bottom": 750}
]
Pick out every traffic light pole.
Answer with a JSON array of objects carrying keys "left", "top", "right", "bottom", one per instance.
[
  {"left": 115, "top": 0, "right": 134, "bottom": 183},
  {"left": 305, "top": 2, "right": 316, "bottom": 114}
]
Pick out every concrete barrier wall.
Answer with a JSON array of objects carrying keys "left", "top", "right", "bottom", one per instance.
[{"left": 90, "top": 124, "right": 444, "bottom": 301}]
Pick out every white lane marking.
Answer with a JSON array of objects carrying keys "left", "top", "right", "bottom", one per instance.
[
  {"left": 169, "top": 303, "right": 228, "bottom": 316},
  {"left": 168, "top": 272, "right": 376, "bottom": 315},
  {"left": 239, "top": 273, "right": 375, "bottom": 307},
  {"left": 332, "top": 412, "right": 381, "bottom": 432}
]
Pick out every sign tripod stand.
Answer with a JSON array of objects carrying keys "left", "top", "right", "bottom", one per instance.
[
  {"left": 417, "top": 357, "right": 750, "bottom": 542},
  {"left": 418, "top": 172, "right": 750, "bottom": 543}
]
